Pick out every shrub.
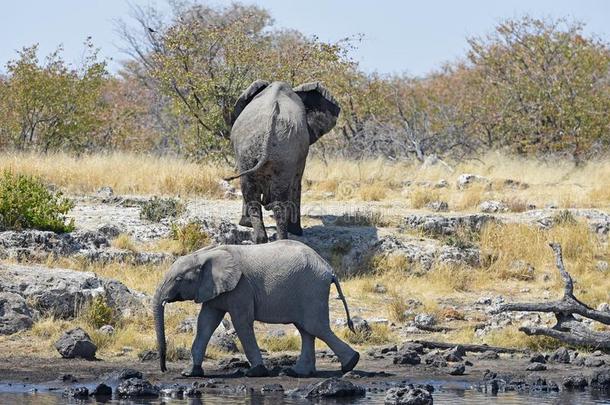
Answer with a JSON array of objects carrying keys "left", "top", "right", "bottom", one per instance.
[
  {"left": 111, "top": 233, "right": 138, "bottom": 252},
  {"left": 333, "top": 210, "right": 387, "bottom": 227},
  {"left": 140, "top": 197, "right": 185, "bottom": 222},
  {"left": 169, "top": 221, "right": 211, "bottom": 254},
  {"left": 82, "top": 295, "right": 117, "bottom": 328},
  {"left": 0, "top": 170, "right": 74, "bottom": 232}
]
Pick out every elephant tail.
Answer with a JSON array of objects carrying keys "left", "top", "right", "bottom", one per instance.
[
  {"left": 224, "top": 101, "right": 279, "bottom": 182},
  {"left": 332, "top": 274, "right": 355, "bottom": 333}
]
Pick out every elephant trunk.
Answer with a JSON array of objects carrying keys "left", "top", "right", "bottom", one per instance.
[{"left": 153, "top": 289, "right": 167, "bottom": 372}]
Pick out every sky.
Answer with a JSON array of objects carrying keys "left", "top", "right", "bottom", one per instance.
[{"left": 1, "top": 0, "right": 609, "bottom": 77}]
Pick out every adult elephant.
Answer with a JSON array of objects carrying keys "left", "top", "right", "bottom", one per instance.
[{"left": 225, "top": 80, "right": 340, "bottom": 243}]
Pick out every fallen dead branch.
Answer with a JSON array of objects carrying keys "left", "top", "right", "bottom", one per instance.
[
  {"left": 411, "top": 340, "right": 525, "bottom": 354},
  {"left": 495, "top": 242, "right": 610, "bottom": 349}
]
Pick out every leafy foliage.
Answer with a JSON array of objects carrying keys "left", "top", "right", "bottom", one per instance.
[
  {"left": 0, "top": 40, "right": 107, "bottom": 152},
  {"left": 83, "top": 295, "right": 117, "bottom": 328},
  {"left": 119, "top": 2, "right": 357, "bottom": 159},
  {"left": 139, "top": 197, "right": 184, "bottom": 222},
  {"left": 0, "top": 170, "right": 74, "bottom": 232},
  {"left": 169, "top": 221, "right": 211, "bottom": 254}
]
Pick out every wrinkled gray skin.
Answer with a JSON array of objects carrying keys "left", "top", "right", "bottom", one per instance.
[
  {"left": 153, "top": 240, "right": 359, "bottom": 377},
  {"left": 226, "top": 81, "right": 340, "bottom": 243}
]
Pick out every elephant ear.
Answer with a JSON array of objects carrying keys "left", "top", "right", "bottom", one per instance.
[
  {"left": 231, "top": 80, "right": 270, "bottom": 125},
  {"left": 293, "top": 82, "right": 341, "bottom": 145},
  {"left": 195, "top": 248, "right": 242, "bottom": 303}
]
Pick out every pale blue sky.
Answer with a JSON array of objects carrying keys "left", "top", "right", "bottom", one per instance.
[{"left": 1, "top": 0, "right": 608, "bottom": 77}]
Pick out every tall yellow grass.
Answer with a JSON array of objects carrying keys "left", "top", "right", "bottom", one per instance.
[{"left": 0, "top": 151, "right": 608, "bottom": 207}]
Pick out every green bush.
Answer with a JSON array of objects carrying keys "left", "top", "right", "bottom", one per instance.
[
  {"left": 170, "top": 221, "right": 211, "bottom": 254},
  {"left": 140, "top": 197, "right": 184, "bottom": 222},
  {"left": 82, "top": 295, "right": 117, "bottom": 328},
  {"left": 0, "top": 170, "right": 74, "bottom": 232}
]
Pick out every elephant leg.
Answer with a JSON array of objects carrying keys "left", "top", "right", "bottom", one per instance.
[
  {"left": 231, "top": 314, "right": 268, "bottom": 377},
  {"left": 287, "top": 179, "right": 303, "bottom": 236},
  {"left": 242, "top": 178, "right": 267, "bottom": 243},
  {"left": 271, "top": 201, "right": 290, "bottom": 240},
  {"left": 309, "top": 327, "right": 359, "bottom": 373},
  {"left": 291, "top": 325, "right": 316, "bottom": 376},
  {"left": 182, "top": 306, "right": 226, "bottom": 377},
  {"left": 239, "top": 199, "right": 252, "bottom": 228}
]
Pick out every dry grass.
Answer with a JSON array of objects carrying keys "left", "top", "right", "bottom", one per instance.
[
  {"left": 0, "top": 151, "right": 229, "bottom": 197},
  {"left": 111, "top": 233, "right": 139, "bottom": 252},
  {"left": 336, "top": 323, "right": 395, "bottom": 346},
  {"left": 0, "top": 151, "right": 608, "bottom": 209},
  {"left": 259, "top": 334, "right": 301, "bottom": 352},
  {"left": 409, "top": 188, "right": 441, "bottom": 209}
]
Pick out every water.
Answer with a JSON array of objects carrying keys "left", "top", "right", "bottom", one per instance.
[{"left": 1, "top": 382, "right": 610, "bottom": 405}]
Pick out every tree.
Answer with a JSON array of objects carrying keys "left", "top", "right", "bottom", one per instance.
[
  {"left": 118, "top": 1, "right": 357, "bottom": 160},
  {"left": 0, "top": 40, "right": 107, "bottom": 152},
  {"left": 466, "top": 17, "right": 610, "bottom": 163}
]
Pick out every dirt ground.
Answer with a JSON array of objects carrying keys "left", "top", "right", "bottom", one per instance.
[{"left": 0, "top": 349, "right": 601, "bottom": 391}]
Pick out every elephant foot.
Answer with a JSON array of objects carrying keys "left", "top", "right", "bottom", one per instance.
[
  {"left": 181, "top": 365, "right": 204, "bottom": 377},
  {"left": 341, "top": 351, "right": 360, "bottom": 373},
  {"left": 287, "top": 223, "right": 303, "bottom": 236},
  {"left": 245, "top": 364, "right": 269, "bottom": 377},
  {"left": 239, "top": 215, "right": 253, "bottom": 228}
]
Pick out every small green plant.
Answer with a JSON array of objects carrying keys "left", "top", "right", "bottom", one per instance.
[
  {"left": 553, "top": 209, "right": 577, "bottom": 226},
  {"left": 170, "top": 221, "right": 211, "bottom": 254},
  {"left": 82, "top": 295, "right": 116, "bottom": 328},
  {"left": 333, "top": 210, "right": 388, "bottom": 227},
  {"left": 140, "top": 197, "right": 185, "bottom": 222},
  {"left": 0, "top": 170, "right": 74, "bottom": 232}
]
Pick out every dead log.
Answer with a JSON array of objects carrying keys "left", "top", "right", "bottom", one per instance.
[
  {"left": 494, "top": 242, "right": 610, "bottom": 349},
  {"left": 411, "top": 340, "right": 524, "bottom": 354}
]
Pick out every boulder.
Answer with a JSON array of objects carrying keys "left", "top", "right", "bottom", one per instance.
[
  {"left": 402, "top": 213, "right": 496, "bottom": 238},
  {"left": 210, "top": 330, "right": 239, "bottom": 353},
  {"left": 98, "top": 325, "right": 115, "bottom": 335},
  {"left": 54, "top": 327, "right": 97, "bottom": 359},
  {"left": 414, "top": 313, "right": 436, "bottom": 328},
  {"left": 549, "top": 347, "right": 571, "bottom": 364},
  {"left": 138, "top": 350, "right": 159, "bottom": 362},
  {"left": 385, "top": 386, "right": 433, "bottom": 405},
  {"left": 456, "top": 174, "right": 490, "bottom": 189},
  {"left": 0, "top": 292, "right": 37, "bottom": 335},
  {"left": 91, "top": 383, "right": 112, "bottom": 397},
  {"left": 589, "top": 369, "right": 610, "bottom": 389},
  {"left": 62, "top": 387, "right": 89, "bottom": 398},
  {"left": 444, "top": 346, "right": 465, "bottom": 362},
  {"left": 351, "top": 316, "right": 372, "bottom": 335},
  {"left": 0, "top": 263, "right": 145, "bottom": 319},
  {"left": 393, "top": 349, "right": 421, "bottom": 365},
  {"left": 479, "top": 200, "right": 508, "bottom": 213},
  {"left": 447, "top": 363, "right": 466, "bottom": 375},
  {"left": 585, "top": 357, "right": 605, "bottom": 368},
  {"left": 526, "top": 363, "right": 547, "bottom": 371},
  {"left": 563, "top": 375, "right": 588, "bottom": 390},
  {"left": 116, "top": 378, "right": 160, "bottom": 398},
  {"left": 294, "top": 377, "right": 366, "bottom": 398},
  {"left": 426, "top": 201, "right": 449, "bottom": 212},
  {"left": 529, "top": 353, "right": 546, "bottom": 364}
]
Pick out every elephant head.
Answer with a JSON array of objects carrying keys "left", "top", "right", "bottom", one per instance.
[
  {"left": 152, "top": 247, "right": 241, "bottom": 372},
  {"left": 231, "top": 80, "right": 341, "bottom": 145}
]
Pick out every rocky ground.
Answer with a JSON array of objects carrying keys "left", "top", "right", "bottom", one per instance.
[{"left": 0, "top": 181, "right": 609, "bottom": 402}]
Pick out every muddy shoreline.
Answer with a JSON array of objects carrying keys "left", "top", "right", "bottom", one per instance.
[{"left": 1, "top": 348, "right": 608, "bottom": 394}]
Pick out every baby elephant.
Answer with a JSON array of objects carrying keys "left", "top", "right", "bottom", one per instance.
[{"left": 152, "top": 240, "right": 360, "bottom": 377}]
